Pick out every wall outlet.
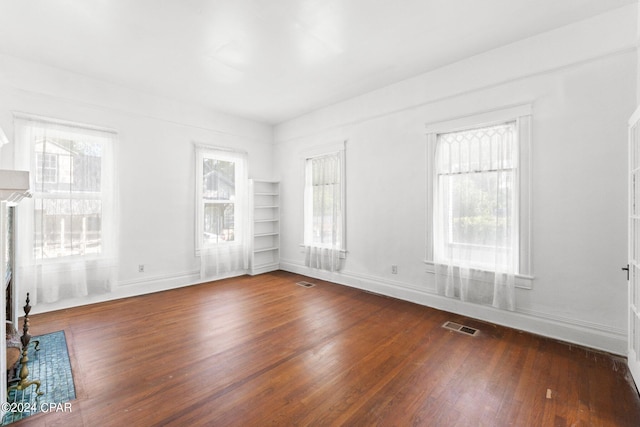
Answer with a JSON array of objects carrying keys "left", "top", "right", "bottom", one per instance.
[
  {"left": 138, "top": 264, "right": 145, "bottom": 273},
  {"left": 391, "top": 265, "right": 398, "bottom": 274}
]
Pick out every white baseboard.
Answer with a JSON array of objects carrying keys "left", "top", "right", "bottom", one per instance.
[
  {"left": 279, "top": 259, "right": 627, "bottom": 355},
  {"left": 250, "top": 263, "right": 280, "bottom": 276},
  {"left": 30, "top": 269, "right": 245, "bottom": 315},
  {"left": 118, "top": 269, "right": 201, "bottom": 288}
]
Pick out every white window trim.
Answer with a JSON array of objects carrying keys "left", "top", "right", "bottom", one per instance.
[
  {"left": 194, "top": 143, "right": 247, "bottom": 256},
  {"left": 424, "top": 104, "right": 533, "bottom": 289}
]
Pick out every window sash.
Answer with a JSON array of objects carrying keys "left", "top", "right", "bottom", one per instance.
[
  {"left": 202, "top": 200, "right": 236, "bottom": 245},
  {"left": 425, "top": 106, "right": 532, "bottom": 283},
  {"left": 33, "top": 198, "right": 104, "bottom": 259}
]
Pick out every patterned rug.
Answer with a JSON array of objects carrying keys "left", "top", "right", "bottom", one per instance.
[{"left": 2, "top": 331, "right": 76, "bottom": 425}]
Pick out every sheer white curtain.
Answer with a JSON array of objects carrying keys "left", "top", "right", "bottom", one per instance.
[
  {"left": 195, "top": 145, "right": 249, "bottom": 279},
  {"left": 304, "top": 150, "right": 345, "bottom": 272},
  {"left": 14, "top": 115, "right": 118, "bottom": 305},
  {"left": 433, "top": 122, "right": 518, "bottom": 310}
]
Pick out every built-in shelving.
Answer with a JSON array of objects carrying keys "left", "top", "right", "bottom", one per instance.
[{"left": 249, "top": 180, "right": 280, "bottom": 275}]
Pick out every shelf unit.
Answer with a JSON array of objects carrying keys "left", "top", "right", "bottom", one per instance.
[{"left": 249, "top": 180, "right": 280, "bottom": 275}]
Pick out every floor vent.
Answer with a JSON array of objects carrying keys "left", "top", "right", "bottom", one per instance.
[
  {"left": 296, "top": 281, "right": 316, "bottom": 288},
  {"left": 442, "top": 321, "right": 478, "bottom": 336}
]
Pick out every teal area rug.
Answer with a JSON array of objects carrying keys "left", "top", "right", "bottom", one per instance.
[{"left": 2, "top": 331, "right": 76, "bottom": 425}]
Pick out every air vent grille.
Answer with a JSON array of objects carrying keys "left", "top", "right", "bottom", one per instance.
[
  {"left": 442, "top": 321, "right": 478, "bottom": 336},
  {"left": 296, "top": 281, "right": 315, "bottom": 288}
]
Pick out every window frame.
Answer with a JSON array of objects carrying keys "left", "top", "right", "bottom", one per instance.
[
  {"left": 435, "top": 121, "right": 518, "bottom": 271},
  {"left": 15, "top": 115, "right": 117, "bottom": 263},
  {"left": 425, "top": 105, "right": 532, "bottom": 286},
  {"left": 195, "top": 145, "right": 246, "bottom": 254},
  {"left": 302, "top": 142, "right": 347, "bottom": 253}
]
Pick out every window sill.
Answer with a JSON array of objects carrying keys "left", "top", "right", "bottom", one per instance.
[{"left": 423, "top": 260, "right": 533, "bottom": 290}]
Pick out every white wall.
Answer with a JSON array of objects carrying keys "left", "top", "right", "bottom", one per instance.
[
  {"left": 0, "top": 53, "right": 274, "bottom": 312},
  {"left": 274, "top": 5, "right": 638, "bottom": 354}
]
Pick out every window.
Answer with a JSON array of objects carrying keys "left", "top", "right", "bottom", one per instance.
[
  {"left": 196, "top": 148, "right": 245, "bottom": 249},
  {"left": 435, "top": 122, "right": 517, "bottom": 271},
  {"left": 426, "top": 105, "right": 532, "bottom": 307},
  {"left": 195, "top": 145, "right": 248, "bottom": 278},
  {"left": 426, "top": 106, "right": 531, "bottom": 274},
  {"left": 304, "top": 152, "right": 344, "bottom": 248},
  {"left": 14, "top": 115, "right": 118, "bottom": 304},
  {"left": 303, "top": 145, "right": 346, "bottom": 272},
  {"left": 202, "top": 157, "right": 238, "bottom": 245},
  {"left": 21, "top": 119, "right": 116, "bottom": 260}
]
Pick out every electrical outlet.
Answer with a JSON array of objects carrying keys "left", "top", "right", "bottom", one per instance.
[
  {"left": 138, "top": 264, "right": 144, "bottom": 273},
  {"left": 391, "top": 265, "right": 398, "bottom": 274}
]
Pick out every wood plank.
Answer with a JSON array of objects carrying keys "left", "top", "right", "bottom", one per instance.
[{"left": 11, "top": 271, "right": 640, "bottom": 426}]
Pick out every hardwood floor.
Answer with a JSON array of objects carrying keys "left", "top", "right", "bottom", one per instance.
[{"left": 12, "top": 271, "right": 640, "bottom": 426}]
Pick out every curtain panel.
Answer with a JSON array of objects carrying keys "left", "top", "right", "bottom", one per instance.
[
  {"left": 303, "top": 148, "right": 345, "bottom": 272},
  {"left": 433, "top": 122, "right": 518, "bottom": 311},
  {"left": 195, "top": 144, "right": 249, "bottom": 279},
  {"left": 14, "top": 115, "right": 119, "bottom": 304}
]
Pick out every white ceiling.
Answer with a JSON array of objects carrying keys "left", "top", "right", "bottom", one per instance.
[{"left": 0, "top": 0, "right": 634, "bottom": 124}]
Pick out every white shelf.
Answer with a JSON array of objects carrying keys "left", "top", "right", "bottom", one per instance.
[
  {"left": 249, "top": 180, "right": 280, "bottom": 275},
  {"left": 255, "top": 232, "right": 279, "bottom": 237},
  {"left": 254, "top": 246, "right": 279, "bottom": 253}
]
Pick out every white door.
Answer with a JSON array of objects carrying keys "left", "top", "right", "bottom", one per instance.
[{"left": 627, "top": 107, "right": 640, "bottom": 390}]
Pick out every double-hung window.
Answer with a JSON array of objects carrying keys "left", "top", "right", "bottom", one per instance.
[
  {"left": 303, "top": 146, "right": 346, "bottom": 271},
  {"left": 435, "top": 122, "right": 518, "bottom": 271},
  {"left": 195, "top": 145, "right": 248, "bottom": 277},
  {"left": 17, "top": 117, "right": 117, "bottom": 260},
  {"left": 14, "top": 115, "right": 118, "bottom": 304},
  {"left": 202, "top": 157, "right": 238, "bottom": 245},
  {"left": 426, "top": 105, "right": 532, "bottom": 308}
]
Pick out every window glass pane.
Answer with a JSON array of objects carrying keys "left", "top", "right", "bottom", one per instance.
[
  {"left": 203, "top": 203, "right": 235, "bottom": 244},
  {"left": 35, "top": 138, "right": 103, "bottom": 193},
  {"left": 34, "top": 198, "right": 103, "bottom": 258},
  {"left": 441, "top": 171, "right": 514, "bottom": 247},
  {"left": 71, "top": 141, "right": 103, "bottom": 192},
  {"left": 312, "top": 182, "right": 341, "bottom": 244},
  {"left": 307, "top": 153, "right": 342, "bottom": 247},
  {"left": 437, "top": 123, "right": 515, "bottom": 173},
  {"left": 32, "top": 127, "right": 106, "bottom": 260},
  {"left": 203, "top": 159, "right": 235, "bottom": 201}
]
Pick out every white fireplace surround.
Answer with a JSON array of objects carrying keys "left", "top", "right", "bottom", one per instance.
[
  {"left": 0, "top": 168, "right": 30, "bottom": 417},
  {"left": 0, "top": 170, "right": 30, "bottom": 205}
]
